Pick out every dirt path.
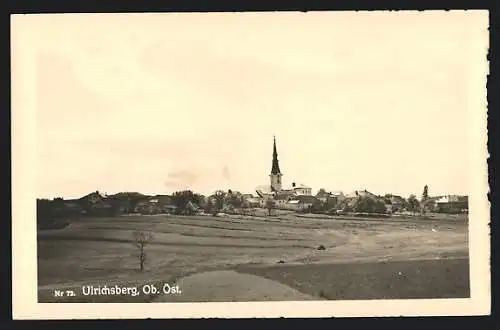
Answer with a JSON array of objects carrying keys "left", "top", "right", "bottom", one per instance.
[{"left": 153, "top": 270, "right": 319, "bottom": 302}]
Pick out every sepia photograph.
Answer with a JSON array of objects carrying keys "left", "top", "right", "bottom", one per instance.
[{"left": 12, "top": 10, "right": 490, "bottom": 318}]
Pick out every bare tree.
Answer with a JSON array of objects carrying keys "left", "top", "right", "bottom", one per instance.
[
  {"left": 227, "top": 192, "right": 243, "bottom": 210},
  {"left": 132, "top": 231, "right": 153, "bottom": 272},
  {"left": 212, "top": 190, "right": 226, "bottom": 215},
  {"left": 240, "top": 200, "right": 249, "bottom": 217},
  {"left": 204, "top": 199, "right": 214, "bottom": 214},
  {"left": 265, "top": 199, "right": 276, "bottom": 216},
  {"left": 407, "top": 194, "right": 420, "bottom": 216}
]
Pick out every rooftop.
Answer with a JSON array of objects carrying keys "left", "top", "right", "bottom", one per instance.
[
  {"left": 275, "top": 193, "right": 295, "bottom": 201},
  {"left": 294, "top": 195, "right": 319, "bottom": 204},
  {"left": 255, "top": 185, "right": 273, "bottom": 195}
]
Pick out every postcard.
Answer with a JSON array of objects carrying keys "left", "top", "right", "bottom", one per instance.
[{"left": 11, "top": 10, "right": 490, "bottom": 319}]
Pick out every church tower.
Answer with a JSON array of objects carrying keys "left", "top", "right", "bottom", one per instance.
[{"left": 270, "top": 135, "right": 283, "bottom": 192}]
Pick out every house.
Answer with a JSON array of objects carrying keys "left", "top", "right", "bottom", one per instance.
[
  {"left": 153, "top": 195, "right": 174, "bottom": 207},
  {"left": 105, "top": 192, "right": 148, "bottom": 214},
  {"left": 315, "top": 189, "right": 330, "bottom": 202},
  {"left": 436, "top": 195, "right": 460, "bottom": 203},
  {"left": 340, "top": 190, "right": 392, "bottom": 213},
  {"left": 134, "top": 198, "right": 159, "bottom": 215},
  {"left": 224, "top": 191, "right": 245, "bottom": 207},
  {"left": 345, "top": 190, "right": 377, "bottom": 198},
  {"left": 274, "top": 193, "right": 294, "bottom": 209},
  {"left": 258, "top": 194, "right": 273, "bottom": 208},
  {"left": 131, "top": 194, "right": 177, "bottom": 215},
  {"left": 322, "top": 195, "right": 338, "bottom": 211},
  {"left": 243, "top": 196, "right": 261, "bottom": 208},
  {"left": 336, "top": 196, "right": 359, "bottom": 212},
  {"left": 292, "top": 183, "right": 312, "bottom": 196},
  {"left": 286, "top": 195, "right": 321, "bottom": 211},
  {"left": 316, "top": 189, "right": 344, "bottom": 209},
  {"left": 79, "top": 191, "right": 105, "bottom": 204},
  {"left": 316, "top": 190, "right": 344, "bottom": 199},
  {"left": 420, "top": 196, "right": 442, "bottom": 213},
  {"left": 435, "top": 195, "right": 468, "bottom": 213},
  {"left": 74, "top": 191, "right": 119, "bottom": 216},
  {"left": 390, "top": 195, "right": 407, "bottom": 207},
  {"left": 383, "top": 194, "right": 408, "bottom": 213},
  {"left": 255, "top": 185, "right": 274, "bottom": 199},
  {"left": 285, "top": 200, "right": 301, "bottom": 210},
  {"left": 132, "top": 196, "right": 164, "bottom": 214}
]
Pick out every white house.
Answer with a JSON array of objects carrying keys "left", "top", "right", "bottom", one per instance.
[
  {"left": 435, "top": 195, "right": 460, "bottom": 203},
  {"left": 292, "top": 183, "right": 312, "bottom": 196},
  {"left": 285, "top": 195, "right": 318, "bottom": 211}
]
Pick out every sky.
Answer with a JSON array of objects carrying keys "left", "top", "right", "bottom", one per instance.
[{"left": 25, "top": 11, "right": 488, "bottom": 199}]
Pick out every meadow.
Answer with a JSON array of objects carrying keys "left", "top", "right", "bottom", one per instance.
[{"left": 37, "top": 211, "right": 469, "bottom": 302}]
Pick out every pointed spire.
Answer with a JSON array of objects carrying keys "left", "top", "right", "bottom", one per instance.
[{"left": 271, "top": 135, "right": 281, "bottom": 175}]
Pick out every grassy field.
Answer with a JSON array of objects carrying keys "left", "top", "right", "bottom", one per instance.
[{"left": 37, "top": 211, "right": 469, "bottom": 302}]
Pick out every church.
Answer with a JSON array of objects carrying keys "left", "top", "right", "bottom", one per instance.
[{"left": 255, "top": 136, "right": 313, "bottom": 209}]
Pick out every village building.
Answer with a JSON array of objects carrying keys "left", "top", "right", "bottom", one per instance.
[
  {"left": 345, "top": 190, "right": 377, "bottom": 198},
  {"left": 381, "top": 194, "right": 408, "bottom": 213},
  {"left": 292, "top": 183, "right": 312, "bottom": 196},
  {"left": 244, "top": 196, "right": 261, "bottom": 208},
  {"left": 255, "top": 136, "right": 318, "bottom": 210},
  {"left": 435, "top": 195, "right": 469, "bottom": 213},
  {"left": 285, "top": 195, "right": 322, "bottom": 211},
  {"left": 240, "top": 193, "right": 260, "bottom": 208},
  {"left": 315, "top": 189, "right": 344, "bottom": 211},
  {"left": 136, "top": 195, "right": 178, "bottom": 214}
]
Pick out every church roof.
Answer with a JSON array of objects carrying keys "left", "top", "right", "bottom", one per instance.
[
  {"left": 255, "top": 185, "right": 273, "bottom": 198},
  {"left": 256, "top": 185, "right": 272, "bottom": 193},
  {"left": 271, "top": 136, "right": 281, "bottom": 175}
]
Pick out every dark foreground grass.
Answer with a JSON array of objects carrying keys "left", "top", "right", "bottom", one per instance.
[{"left": 235, "top": 258, "right": 470, "bottom": 300}]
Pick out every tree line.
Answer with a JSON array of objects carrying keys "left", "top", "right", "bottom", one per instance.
[{"left": 37, "top": 184, "right": 464, "bottom": 229}]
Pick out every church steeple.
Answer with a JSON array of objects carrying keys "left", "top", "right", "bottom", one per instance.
[
  {"left": 270, "top": 135, "right": 282, "bottom": 191},
  {"left": 271, "top": 135, "right": 281, "bottom": 175}
]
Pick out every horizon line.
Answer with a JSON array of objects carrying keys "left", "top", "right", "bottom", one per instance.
[{"left": 37, "top": 187, "right": 469, "bottom": 201}]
